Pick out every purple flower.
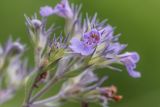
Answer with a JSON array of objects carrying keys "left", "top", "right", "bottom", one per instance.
[
  {"left": 40, "top": 0, "right": 73, "bottom": 19},
  {"left": 3, "top": 39, "right": 25, "bottom": 57},
  {"left": 25, "top": 15, "right": 53, "bottom": 54},
  {"left": 40, "top": 6, "right": 54, "bottom": 17},
  {"left": 105, "top": 43, "right": 127, "bottom": 55},
  {"left": 70, "top": 29, "right": 101, "bottom": 56},
  {"left": 53, "top": 0, "right": 73, "bottom": 19},
  {"left": 59, "top": 69, "right": 98, "bottom": 97},
  {"left": 119, "top": 52, "right": 141, "bottom": 78},
  {"left": 77, "top": 69, "right": 98, "bottom": 86},
  {"left": 31, "top": 19, "right": 42, "bottom": 29},
  {"left": 6, "top": 56, "right": 28, "bottom": 87},
  {"left": 100, "top": 25, "right": 114, "bottom": 40},
  {"left": 83, "top": 29, "right": 101, "bottom": 47},
  {"left": 69, "top": 37, "right": 94, "bottom": 56}
]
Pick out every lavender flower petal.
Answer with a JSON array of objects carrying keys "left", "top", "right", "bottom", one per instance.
[
  {"left": 40, "top": 6, "right": 54, "bottom": 17},
  {"left": 119, "top": 52, "right": 141, "bottom": 78},
  {"left": 69, "top": 37, "right": 94, "bottom": 56},
  {"left": 106, "top": 43, "right": 127, "bottom": 55},
  {"left": 53, "top": 0, "right": 73, "bottom": 19}
]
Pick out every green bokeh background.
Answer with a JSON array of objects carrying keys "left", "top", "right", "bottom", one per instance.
[{"left": 0, "top": 0, "right": 160, "bottom": 107}]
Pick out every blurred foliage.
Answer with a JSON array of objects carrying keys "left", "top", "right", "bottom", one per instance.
[{"left": 0, "top": 0, "right": 160, "bottom": 107}]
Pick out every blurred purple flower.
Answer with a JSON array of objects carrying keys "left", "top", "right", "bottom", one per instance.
[
  {"left": 119, "top": 52, "right": 141, "bottom": 78},
  {"left": 40, "top": 0, "right": 73, "bottom": 19},
  {"left": 4, "top": 38, "right": 25, "bottom": 56},
  {"left": 0, "top": 89, "right": 13, "bottom": 104},
  {"left": 59, "top": 69, "right": 98, "bottom": 97},
  {"left": 7, "top": 56, "right": 28, "bottom": 87},
  {"left": 40, "top": 6, "right": 54, "bottom": 17},
  {"left": 105, "top": 43, "right": 127, "bottom": 55},
  {"left": 0, "top": 39, "right": 25, "bottom": 70},
  {"left": 53, "top": 0, "right": 73, "bottom": 19}
]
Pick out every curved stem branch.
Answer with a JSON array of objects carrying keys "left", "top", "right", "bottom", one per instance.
[
  {"left": 23, "top": 67, "right": 41, "bottom": 107},
  {"left": 33, "top": 95, "right": 60, "bottom": 105},
  {"left": 29, "top": 76, "right": 59, "bottom": 103}
]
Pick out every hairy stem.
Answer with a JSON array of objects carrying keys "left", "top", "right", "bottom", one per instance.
[
  {"left": 33, "top": 95, "right": 60, "bottom": 105},
  {"left": 24, "top": 48, "right": 42, "bottom": 103},
  {"left": 24, "top": 67, "right": 43, "bottom": 106}
]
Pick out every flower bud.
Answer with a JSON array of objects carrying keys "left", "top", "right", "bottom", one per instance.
[
  {"left": 59, "top": 69, "right": 98, "bottom": 98},
  {"left": 40, "top": 6, "right": 54, "bottom": 17},
  {"left": 31, "top": 19, "right": 42, "bottom": 30},
  {"left": 99, "top": 85, "right": 122, "bottom": 102},
  {"left": 4, "top": 39, "right": 25, "bottom": 57}
]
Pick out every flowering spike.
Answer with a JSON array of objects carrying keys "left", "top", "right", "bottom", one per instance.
[{"left": 0, "top": 0, "right": 141, "bottom": 106}]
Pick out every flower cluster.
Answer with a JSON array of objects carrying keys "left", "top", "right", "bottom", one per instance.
[
  {"left": 0, "top": 39, "right": 29, "bottom": 104},
  {"left": 0, "top": 0, "right": 141, "bottom": 107}
]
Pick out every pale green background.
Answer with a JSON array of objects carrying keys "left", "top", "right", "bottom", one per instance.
[{"left": 0, "top": 0, "right": 160, "bottom": 107}]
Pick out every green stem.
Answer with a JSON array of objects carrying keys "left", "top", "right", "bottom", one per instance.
[
  {"left": 33, "top": 95, "right": 60, "bottom": 105},
  {"left": 29, "top": 76, "right": 59, "bottom": 104},
  {"left": 23, "top": 67, "right": 42, "bottom": 106}
]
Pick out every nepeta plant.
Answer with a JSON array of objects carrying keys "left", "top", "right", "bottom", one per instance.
[{"left": 0, "top": 0, "right": 141, "bottom": 107}]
